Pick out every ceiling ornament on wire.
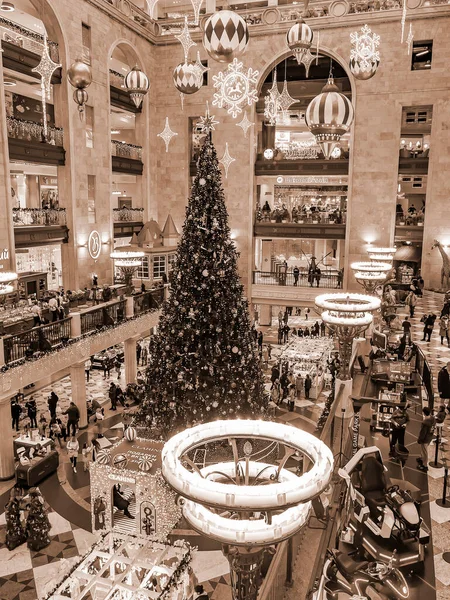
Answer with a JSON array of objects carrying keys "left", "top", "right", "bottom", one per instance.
[
  {"left": 193, "top": 51, "right": 209, "bottom": 86},
  {"left": 157, "top": 117, "right": 178, "bottom": 152},
  {"left": 278, "top": 79, "right": 297, "bottom": 119},
  {"left": 219, "top": 143, "right": 235, "bottom": 178},
  {"left": 263, "top": 68, "right": 280, "bottom": 125},
  {"left": 212, "top": 58, "right": 259, "bottom": 119},
  {"left": 175, "top": 16, "right": 197, "bottom": 61},
  {"left": 406, "top": 23, "right": 414, "bottom": 55},
  {"left": 198, "top": 102, "right": 219, "bottom": 134},
  {"left": 236, "top": 112, "right": 254, "bottom": 138},
  {"left": 190, "top": 0, "right": 203, "bottom": 25},
  {"left": 349, "top": 24, "right": 380, "bottom": 80},
  {"left": 32, "top": 34, "right": 61, "bottom": 99}
]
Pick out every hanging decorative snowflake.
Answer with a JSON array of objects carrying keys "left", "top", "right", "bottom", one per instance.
[
  {"left": 219, "top": 143, "right": 235, "bottom": 178},
  {"left": 236, "top": 112, "right": 254, "bottom": 138},
  {"left": 278, "top": 79, "right": 297, "bottom": 119},
  {"left": 350, "top": 24, "right": 380, "bottom": 71},
  {"left": 198, "top": 102, "right": 219, "bottom": 134},
  {"left": 175, "top": 16, "right": 196, "bottom": 61},
  {"left": 193, "top": 51, "right": 209, "bottom": 87},
  {"left": 212, "top": 58, "right": 259, "bottom": 119},
  {"left": 157, "top": 117, "right": 178, "bottom": 152}
]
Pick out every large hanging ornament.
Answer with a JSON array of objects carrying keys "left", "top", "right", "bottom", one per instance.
[
  {"left": 287, "top": 19, "right": 313, "bottom": 66},
  {"left": 219, "top": 143, "right": 235, "bottom": 178},
  {"left": 67, "top": 60, "right": 92, "bottom": 117},
  {"left": 198, "top": 102, "right": 219, "bottom": 134},
  {"left": 157, "top": 117, "right": 178, "bottom": 152},
  {"left": 212, "top": 58, "right": 259, "bottom": 119},
  {"left": 175, "top": 16, "right": 196, "bottom": 62},
  {"left": 203, "top": 10, "right": 249, "bottom": 63},
  {"left": 173, "top": 61, "right": 203, "bottom": 95},
  {"left": 236, "top": 112, "right": 253, "bottom": 138},
  {"left": 349, "top": 24, "right": 380, "bottom": 81},
  {"left": 124, "top": 66, "right": 150, "bottom": 108},
  {"left": 278, "top": 79, "right": 297, "bottom": 118},
  {"left": 193, "top": 51, "right": 209, "bottom": 86},
  {"left": 305, "top": 77, "right": 354, "bottom": 160},
  {"left": 32, "top": 34, "right": 61, "bottom": 100},
  {"left": 264, "top": 69, "right": 279, "bottom": 125},
  {"left": 73, "top": 88, "right": 89, "bottom": 113}
]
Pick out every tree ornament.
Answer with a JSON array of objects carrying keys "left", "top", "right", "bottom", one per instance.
[
  {"left": 198, "top": 102, "right": 220, "bottom": 134},
  {"left": 203, "top": 10, "right": 249, "bottom": 63},
  {"left": 219, "top": 143, "right": 235, "bottom": 178},
  {"left": 212, "top": 58, "right": 259, "bottom": 118},
  {"left": 305, "top": 77, "right": 354, "bottom": 159},
  {"left": 124, "top": 66, "right": 150, "bottom": 108},
  {"left": 236, "top": 111, "right": 254, "bottom": 138},
  {"left": 287, "top": 19, "right": 314, "bottom": 66},
  {"left": 202, "top": 270, "right": 209, "bottom": 276},
  {"left": 125, "top": 426, "right": 137, "bottom": 442},
  {"left": 175, "top": 16, "right": 197, "bottom": 62},
  {"left": 173, "top": 61, "right": 203, "bottom": 95},
  {"left": 157, "top": 117, "right": 178, "bottom": 152},
  {"left": 349, "top": 24, "right": 380, "bottom": 80}
]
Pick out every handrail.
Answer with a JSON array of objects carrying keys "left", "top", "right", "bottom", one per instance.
[
  {"left": 0, "top": 16, "right": 59, "bottom": 61},
  {"left": 12, "top": 208, "right": 66, "bottom": 227},
  {"left": 80, "top": 299, "right": 127, "bottom": 335},
  {"left": 3, "top": 317, "right": 72, "bottom": 364},
  {"left": 257, "top": 213, "right": 346, "bottom": 225},
  {"left": 7, "top": 117, "right": 64, "bottom": 146},
  {"left": 133, "top": 288, "right": 164, "bottom": 316},
  {"left": 111, "top": 140, "right": 142, "bottom": 161},
  {"left": 113, "top": 207, "right": 144, "bottom": 222},
  {"left": 253, "top": 270, "right": 341, "bottom": 288}
]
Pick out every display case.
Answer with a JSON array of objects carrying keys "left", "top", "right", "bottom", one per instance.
[{"left": 17, "top": 271, "right": 48, "bottom": 300}]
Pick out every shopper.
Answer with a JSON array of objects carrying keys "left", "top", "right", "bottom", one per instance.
[
  {"left": 421, "top": 313, "right": 436, "bottom": 342},
  {"left": 304, "top": 374, "right": 312, "bottom": 399},
  {"left": 25, "top": 397, "right": 37, "bottom": 429},
  {"left": 320, "top": 321, "right": 326, "bottom": 337},
  {"left": 48, "top": 391, "right": 59, "bottom": 420},
  {"left": 271, "top": 379, "right": 281, "bottom": 405},
  {"left": 416, "top": 407, "right": 435, "bottom": 472},
  {"left": 315, "top": 267, "right": 321, "bottom": 287},
  {"left": 280, "top": 371, "right": 289, "bottom": 401},
  {"left": 278, "top": 310, "right": 283, "bottom": 327},
  {"left": 402, "top": 317, "right": 412, "bottom": 336},
  {"left": 82, "top": 441, "right": 93, "bottom": 472},
  {"left": 115, "top": 358, "right": 122, "bottom": 380},
  {"left": 279, "top": 261, "right": 287, "bottom": 286},
  {"left": 439, "top": 315, "right": 449, "bottom": 345},
  {"left": 67, "top": 435, "right": 79, "bottom": 473},
  {"left": 305, "top": 307, "right": 310, "bottom": 320},
  {"left": 141, "top": 344, "right": 148, "bottom": 366},
  {"left": 270, "top": 364, "right": 280, "bottom": 388},
  {"left": 38, "top": 414, "right": 47, "bottom": 437},
  {"left": 63, "top": 401, "right": 80, "bottom": 437},
  {"left": 288, "top": 383, "right": 296, "bottom": 411},
  {"left": 11, "top": 400, "right": 21, "bottom": 432},
  {"left": 49, "top": 418, "right": 63, "bottom": 447},
  {"left": 438, "top": 362, "right": 450, "bottom": 401},
  {"left": 283, "top": 324, "right": 290, "bottom": 344},
  {"left": 389, "top": 406, "right": 409, "bottom": 456},
  {"left": 136, "top": 340, "right": 142, "bottom": 365},
  {"left": 48, "top": 294, "right": 58, "bottom": 322},
  {"left": 109, "top": 382, "right": 118, "bottom": 411},
  {"left": 31, "top": 302, "right": 42, "bottom": 327},
  {"left": 277, "top": 326, "right": 283, "bottom": 345},
  {"left": 295, "top": 372, "right": 303, "bottom": 398},
  {"left": 404, "top": 291, "right": 417, "bottom": 318},
  {"left": 257, "top": 331, "right": 263, "bottom": 353},
  {"left": 293, "top": 266, "right": 300, "bottom": 286}
]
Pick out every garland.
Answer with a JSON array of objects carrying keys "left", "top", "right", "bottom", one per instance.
[{"left": 0, "top": 16, "right": 59, "bottom": 55}]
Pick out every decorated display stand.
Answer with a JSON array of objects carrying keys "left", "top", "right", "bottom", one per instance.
[
  {"left": 45, "top": 531, "right": 193, "bottom": 600},
  {"left": 90, "top": 434, "right": 181, "bottom": 538}
]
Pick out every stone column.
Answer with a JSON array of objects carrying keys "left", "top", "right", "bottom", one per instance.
[
  {"left": 124, "top": 336, "right": 139, "bottom": 385},
  {"left": 259, "top": 304, "right": 272, "bottom": 326},
  {"left": 0, "top": 393, "right": 16, "bottom": 480},
  {"left": 70, "top": 362, "right": 88, "bottom": 429}
]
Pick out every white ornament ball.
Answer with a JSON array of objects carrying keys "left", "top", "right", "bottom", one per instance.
[
  {"left": 232, "top": 346, "right": 239, "bottom": 353},
  {"left": 202, "top": 270, "right": 209, "bottom": 277},
  {"left": 203, "top": 10, "right": 249, "bottom": 63},
  {"left": 113, "top": 454, "right": 128, "bottom": 469},
  {"left": 96, "top": 450, "right": 111, "bottom": 465},
  {"left": 125, "top": 426, "right": 137, "bottom": 442},
  {"left": 199, "top": 178, "right": 206, "bottom": 186}
]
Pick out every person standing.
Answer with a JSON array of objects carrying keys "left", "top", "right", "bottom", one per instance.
[
  {"left": 48, "top": 391, "right": 59, "bottom": 420},
  {"left": 271, "top": 379, "right": 281, "bottom": 406},
  {"left": 85, "top": 358, "right": 92, "bottom": 382},
  {"left": 267, "top": 343, "right": 272, "bottom": 359},
  {"left": 416, "top": 407, "right": 435, "bottom": 472},
  {"left": 26, "top": 397, "right": 38, "bottom": 429},
  {"left": 277, "top": 326, "right": 283, "bottom": 345},
  {"left": 257, "top": 331, "right": 263, "bottom": 354},
  {"left": 304, "top": 374, "right": 312, "bottom": 399},
  {"left": 270, "top": 364, "right": 280, "bottom": 388},
  {"left": 283, "top": 324, "right": 290, "bottom": 344},
  {"left": 439, "top": 315, "right": 449, "bottom": 345},
  {"left": 280, "top": 371, "right": 289, "bottom": 401},
  {"left": 262, "top": 345, "right": 269, "bottom": 367},
  {"left": 82, "top": 441, "right": 93, "bottom": 472},
  {"left": 136, "top": 340, "right": 142, "bottom": 366},
  {"left": 11, "top": 400, "right": 21, "bottom": 432},
  {"left": 320, "top": 321, "right": 326, "bottom": 337},
  {"left": 405, "top": 291, "right": 417, "bottom": 318},
  {"left": 109, "top": 382, "right": 118, "bottom": 411},
  {"left": 141, "top": 344, "right": 148, "bottom": 366},
  {"left": 67, "top": 435, "right": 79, "bottom": 473},
  {"left": 63, "top": 402, "right": 80, "bottom": 437},
  {"left": 295, "top": 372, "right": 303, "bottom": 398},
  {"left": 305, "top": 307, "right": 310, "bottom": 321},
  {"left": 279, "top": 261, "right": 287, "bottom": 286},
  {"left": 315, "top": 267, "right": 321, "bottom": 287},
  {"left": 48, "top": 295, "right": 58, "bottom": 322},
  {"left": 438, "top": 362, "right": 450, "bottom": 402},
  {"left": 402, "top": 316, "right": 412, "bottom": 337},
  {"left": 389, "top": 406, "right": 409, "bottom": 456},
  {"left": 115, "top": 358, "right": 122, "bottom": 380},
  {"left": 31, "top": 302, "right": 41, "bottom": 327},
  {"left": 288, "top": 383, "right": 296, "bottom": 411},
  {"left": 421, "top": 313, "right": 436, "bottom": 342},
  {"left": 293, "top": 266, "right": 300, "bottom": 286},
  {"left": 278, "top": 310, "right": 283, "bottom": 328}
]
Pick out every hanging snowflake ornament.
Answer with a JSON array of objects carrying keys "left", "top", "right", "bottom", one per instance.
[
  {"left": 268, "top": 68, "right": 281, "bottom": 105},
  {"left": 350, "top": 24, "right": 380, "bottom": 73},
  {"left": 175, "top": 16, "right": 197, "bottom": 61},
  {"left": 198, "top": 102, "right": 219, "bottom": 134},
  {"left": 278, "top": 79, "right": 297, "bottom": 118},
  {"left": 191, "top": 0, "right": 203, "bottom": 25},
  {"left": 212, "top": 58, "right": 259, "bottom": 119},
  {"left": 219, "top": 143, "right": 235, "bottom": 178},
  {"left": 32, "top": 34, "right": 61, "bottom": 99},
  {"left": 157, "top": 117, "right": 178, "bottom": 152},
  {"left": 236, "top": 112, "right": 254, "bottom": 138}
]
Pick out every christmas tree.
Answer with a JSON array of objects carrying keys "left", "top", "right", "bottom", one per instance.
[
  {"left": 136, "top": 134, "right": 267, "bottom": 436},
  {"left": 5, "top": 497, "right": 26, "bottom": 550},
  {"left": 26, "top": 490, "right": 51, "bottom": 551}
]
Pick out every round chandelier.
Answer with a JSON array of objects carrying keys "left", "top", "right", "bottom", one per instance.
[
  {"left": 305, "top": 77, "right": 354, "bottom": 160},
  {"left": 0, "top": 271, "right": 17, "bottom": 295},
  {"left": 110, "top": 250, "right": 145, "bottom": 267},
  {"left": 367, "top": 246, "right": 396, "bottom": 262},
  {"left": 124, "top": 66, "right": 149, "bottom": 109},
  {"left": 351, "top": 261, "right": 392, "bottom": 294},
  {"left": 203, "top": 10, "right": 249, "bottom": 63},
  {"left": 286, "top": 19, "right": 313, "bottom": 65},
  {"left": 162, "top": 420, "right": 333, "bottom": 600}
]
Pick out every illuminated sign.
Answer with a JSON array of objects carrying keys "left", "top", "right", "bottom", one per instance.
[
  {"left": 88, "top": 230, "right": 101, "bottom": 260},
  {"left": 276, "top": 176, "right": 330, "bottom": 185},
  {"left": 0, "top": 249, "right": 9, "bottom": 261}
]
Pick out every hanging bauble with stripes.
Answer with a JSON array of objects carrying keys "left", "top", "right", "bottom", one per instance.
[
  {"left": 287, "top": 20, "right": 313, "bottom": 65},
  {"left": 203, "top": 10, "right": 249, "bottom": 63},
  {"left": 305, "top": 78, "right": 354, "bottom": 160},
  {"left": 173, "top": 62, "right": 203, "bottom": 95},
  {"left": 124, "top": 66, "right": 149, "bottom": 108}
]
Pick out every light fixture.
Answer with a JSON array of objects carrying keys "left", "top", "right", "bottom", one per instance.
[
  {"left": 0, "top": 271, "right": 18, "bottom": 295},
  {"left": 3, "top": 78, "right": 16, "bottom": 87},
  {"left": 264, "top": 148, "right": 274, "bottom": 160},
  {"left": 0, "top": 2, "right": 15, "bottom": 11},
  {"left": 111, "top": 129, "right": 120, "bottom": 135},
  {"left": 124, "top": 66, "right": 150, "bottom": 109},
  {"left": 415, "top": 49, "right": 430, "bottom": 57}
]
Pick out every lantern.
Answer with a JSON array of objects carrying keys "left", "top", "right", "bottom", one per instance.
[
  {"left": 67, "top": 60, "right": 92, "bottom": 117},
  {"left": 287, "top": 20, "right": 313, "bottom": 65},
  {"left": 124, "top": 66, "right": 149, "bottom": 109},
  {"left": 125, "top": 426, "right": 137, "bottom": 442},
  {"left": 203, "top": 10, "right": 249, "bottom": 63},
  {"left": 73, "top": 88, "right": 89, "bottom": 113},
  {"left": 173, "top": 62, "right": 202, "bottom": 95},
  {"left": 305, "top": 78, "right": 354, "bottom": 160}
]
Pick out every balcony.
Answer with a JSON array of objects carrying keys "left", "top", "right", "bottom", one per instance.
[
  {"left": 7, "top": 117, "right": 65, "bottom": 166},
  {"left": 109, "top": 69, "right": 142, "bottom": 113},
  {"left": 252, "top": 270, "right": 340, "bottom": 304},
  {"left": 13, "top": 208, "right": 69, "bottom": 248},
  {"left": 255, "top": 155, "right": 349, "bottom": 176},
  {"left": 255, "top": 210, "right": 346, "bottom": 239},
  {"left": 394, "top": 215, "right": 424, "bottom": 243},
  {"left": 111, "top": 140, "right": 143, "bottom": 175},
  {"left": 398, "top": 155, "right": 429, "bottom": 174},
  {"left": 113, "top": 207, "right": 144, "bottom": 238}
]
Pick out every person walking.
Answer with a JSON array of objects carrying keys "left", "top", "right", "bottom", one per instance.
[
  {"left": 257, "top": 331, "right": 263, "bottom": 354},
  {"left": 109, "top": 382, "right": 118, "bottom": 411},
  {"left": 421, "top": 313, "right": 436, "bottom": 342},
  {"left": 49, "top": 418, "right": 63, "bottom": 447},
  {"left": 11, "top": 400, "right": 21, "bottom": 432},
  {"left": 305, "top": 307, "right": 310, "bottom": 321},
  {"left": 63, "top": 402, "right": 80, "bottom": 437},
  {"left": 389, "top": 406, "right": 409, "bottom": 456},
  {"left": 315, "top": 267, "right": 321, "bottom": 287},
  {"left": 115, "top": 358, "right": 122, "bottom": 380},
  {"left": 288, "top": 383, "right": 296, "bottom": 412},
  {"left": 277, "top": 326, "right": 283, "bottom": 345},
  {"left": 267, "top": 343, "right": 272, "bottom": 359},
  {"left": 271, "top": 379, "right": 282, "bottom": 406},
  {"left": 417, "top": 407, "right": 435, "bottom": 471},
  {"left": 283, "top": 324, "right": 290, "bottom": 344},
  {"left": 85, "top": 358, "right": 92, "bottom": 382},
  {"left": 262, "top": 345, "right": 269, "bottom": 368},
  {"left": 26, "top": 397, "right": 38, "bottom": 429},
  {"left": 402, "top": 316, "right": 412, "bottom": 337},
  {"left": 293, "top": 266, "right": 299, "bottom": 286},
  {"left": 48, "top": 391, "right": 59, "bottom": 420},
  {"left": 82, "top": 441, "right": 93, "bottom": 472},
  {"left": 280, "top": 371, "right": 289, "bottom": 401},
  {"left": 31, "top": 302, "right": 41, "bottom": 327},
  {"left": 270, "top": 364, "right": 280, "bottom": 388},
  {"left": 438, "top": 362, "right": 450, "bottom": 402},
  {"left": 304, "top": 374, "right": 312, "bottom": 400},
  {"left": 439, "top": 315, "right": 449, "bottom": 345},
  {"left": 67, "top": 435, "right": 79, "bottom": 473},
  {"left": 405, "top": 291, "right": 417, "bottom": 318},
  {"left": 295, "top": 372, "right": 303, "bottom": 398}
]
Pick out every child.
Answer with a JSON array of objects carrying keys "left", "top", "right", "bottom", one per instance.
[
  {"left": 38, "top": 415, "right": 47, "bottom": 438},
  {"left": 82, "top": 442, "right": 93, "bottom": 472},
  {"left": 49, "top": 419, "right": 62, "bottom": 447}
]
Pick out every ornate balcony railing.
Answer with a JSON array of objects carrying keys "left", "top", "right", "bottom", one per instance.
[
  {"left": 3, "top": 318, "right": 71, "bottom": 364},
  {"left": 396, "top": 214, "right": 424, "bottom": 226},
  {"left": 7, "top": 117, "right": 64, "bottom": 146},
  {"left": 80, "top": 299, "right": 127, "bottom": 335},
  {"left": 111, "top": 140, "right": 142, "bottom": 161},
  {"left": 113, "top": 207, "right": 144, "bottom": 222},
  {"left": 253, "top": 270, "right": 341, "bottom": 288},
  {"left": 13, "top": 208, "right": 67, "bottom": 227},
  {"left": 256, "top": 210, "right": 346, "bottom": 225},
  {"left": 0, "top": 16, "right": 59, "bottom": 61},
  {"left": 109, "top": 69, "right": 125, "bottom": 88},
  {"left": 133, "top": 288, "right": 164, "bottom": 316}
]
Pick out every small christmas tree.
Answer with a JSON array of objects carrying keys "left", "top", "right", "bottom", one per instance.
[
  {"left": 26, "top": 491, "right": 51, "bottom": 551},
  {"left": 5, "top": 497, "right": 26, "bottom": 550},
  {"left": 136, "top": 134, "right": 267, "bottom": 436}
]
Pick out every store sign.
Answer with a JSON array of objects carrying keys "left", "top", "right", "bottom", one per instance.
[
  {"left": 88, "top": 230, "right": 101, "bottom": 260},
  {"left": 0, "top": 248, "right": 9, "bottom": 261},
  {"left": 351, "top": 412, "right": 360, "bottom": 456},
  {"left": 276, "top": 176, "right": 330, "bottom": 185},
  {"left": 108, "top": 473, "right": 136, "bottom": 484}
]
